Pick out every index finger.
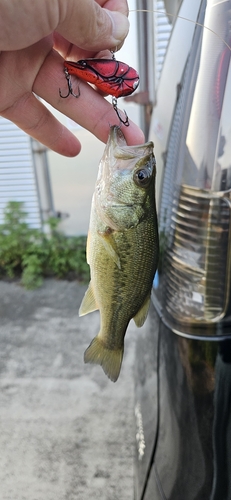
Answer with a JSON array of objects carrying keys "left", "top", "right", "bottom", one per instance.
[{"left": 34, "top": 49, "right": 145, "bottom": 147}]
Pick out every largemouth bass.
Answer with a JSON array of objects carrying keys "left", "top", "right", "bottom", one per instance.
[{"left": 79, "top": 126, "right": 159, "bottom": 382}]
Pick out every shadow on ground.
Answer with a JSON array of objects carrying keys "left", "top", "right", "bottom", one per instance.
[{"left": 0, "top": 279, "right": 136, "bottom": 500}]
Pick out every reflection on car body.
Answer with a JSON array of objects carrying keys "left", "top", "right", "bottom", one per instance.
[{"left": 134, "top": 0, "right": 231, "bottom": 498}]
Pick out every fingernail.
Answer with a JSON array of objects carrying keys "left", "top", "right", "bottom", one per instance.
[{"left": 105, "top": 10, "right": 130, "bottom": 43}]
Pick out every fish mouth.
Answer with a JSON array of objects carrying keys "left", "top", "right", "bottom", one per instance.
[
  {"left": 96, "top": 125, "right": 155, "bottom": 185},
  {"left": 110, "top": 126, "right": 127, "bottom": 147},
  {"left": 109, "top": 126, "right": 154, "bottom": 160}
]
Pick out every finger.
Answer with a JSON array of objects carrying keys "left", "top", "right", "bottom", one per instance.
[
  {"left": 0, "top": 45, "right": 143, "bottom": 156},
  {"left": 53, "top": 33, "right": 112, "bottom": 62},
  {"left": 0, "top": 0, "right": 128, "bottom": 52},
  {"left": 56, "top": 0, "right": 129, "bottom": 52},
  {"left": 0, "top": 40, "right": 81, "bottom": 156},
  {"left": 0, "top": 92, "right": 82, "bottom": 156},
  {"left": 0, "top": 0, "right": 60, "bottom": 50},
  {"left": 96, "top": 0, "right": 128, "bottom": 17},
  {"left": 34, "top": 49, "right": 145, "bottom": 146}
]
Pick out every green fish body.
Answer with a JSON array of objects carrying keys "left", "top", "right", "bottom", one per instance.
[{"left": 79, "top": 126, "right": 159, "bottom": 382}]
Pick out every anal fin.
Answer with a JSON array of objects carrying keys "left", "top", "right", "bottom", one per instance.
[{"left": 133, "top": 294, "right": 151, "bottom": 327}]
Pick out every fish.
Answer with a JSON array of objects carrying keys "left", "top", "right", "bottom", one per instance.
[{"left": 79, "top": 126, "right": 159, "bottom": 382}]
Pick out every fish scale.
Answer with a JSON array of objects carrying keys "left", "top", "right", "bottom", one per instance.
[{"left": 79, "top": 126, "right": 159, "bottom": 382}]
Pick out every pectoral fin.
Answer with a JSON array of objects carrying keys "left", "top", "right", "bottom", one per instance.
[
  {"left": 79, "top": 282, "right": 98, "bottom": 316},
  {"left": 133, "top": 294, "right": 151, "bottom": 327},
  {"left": 99, "top": 231, "right": 121, "bottom": 269}
]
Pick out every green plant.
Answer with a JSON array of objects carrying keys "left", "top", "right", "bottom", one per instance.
[{"left": 0, "top": 201, "right": 89, "bottom": 289}]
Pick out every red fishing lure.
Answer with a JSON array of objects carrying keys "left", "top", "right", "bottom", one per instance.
[
  {"left": 59, "top": 57, "right": 139, "bottom": 126},
  {"left": 63, "top": 58, "right": 139, "bottom": 98}
]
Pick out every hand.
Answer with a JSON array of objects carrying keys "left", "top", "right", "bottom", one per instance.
[{"left": 0, "top": 0, "right": 144, "bottom": 156}]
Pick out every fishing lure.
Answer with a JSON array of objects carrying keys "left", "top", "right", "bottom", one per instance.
[{"left": 59, "top": 56, "right": 140, "bottom": 126}]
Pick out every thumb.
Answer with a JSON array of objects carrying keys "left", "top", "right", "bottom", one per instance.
[{"left": 56, "top": 0, "right": 129, "bottom": 52}]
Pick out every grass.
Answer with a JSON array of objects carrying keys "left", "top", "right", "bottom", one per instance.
[{"left": 0, "top": 201, "right": 90, "bottom": 289}]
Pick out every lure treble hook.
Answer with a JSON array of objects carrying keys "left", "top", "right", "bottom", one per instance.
[
  {"left": 112, "top": 97, "right": 129, "bottom": 127},
  {"left": 59, "top": 68, "right": 80, "bottom": 99},
  {"left": 110, "top": 49, "right": 129, "bottom": 125}
]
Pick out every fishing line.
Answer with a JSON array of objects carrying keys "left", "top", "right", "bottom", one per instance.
[{"left": 129, "top": 8, "right": 231, "bottom": 52}]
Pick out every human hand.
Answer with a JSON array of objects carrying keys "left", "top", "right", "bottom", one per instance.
[{"left": 0, "top": 0, "right": 144, "bottom": 156}]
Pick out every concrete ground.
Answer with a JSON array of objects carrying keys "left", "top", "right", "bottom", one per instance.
[{"left": 0, "top": 279, "right": 136, "bottom": 500}]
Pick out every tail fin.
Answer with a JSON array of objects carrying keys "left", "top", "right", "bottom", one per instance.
[{"left": 84, "top": 336, "right": 124, "bottom": 383}]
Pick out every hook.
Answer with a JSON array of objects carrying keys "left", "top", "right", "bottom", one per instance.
[
  {"left": 112, "top": 97, "right": 130, "bottom": 127},
  {"left": 59, "top": 64, "right": 129, "bottom": 127},
  {"left": 59, "top": 68, "right": 80, "bottom": 99}
]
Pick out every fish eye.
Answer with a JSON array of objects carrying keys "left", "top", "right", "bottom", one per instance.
[
  {"left": 79, "top": 60, "right": 87, "bottom": 67},
  {"left": 134, "top": 167, "right": 152, "bottom": 187}
]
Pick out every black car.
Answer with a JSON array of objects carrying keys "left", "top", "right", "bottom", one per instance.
[{"left": 134, "top": 0, "right": 231, "bottom": 498}]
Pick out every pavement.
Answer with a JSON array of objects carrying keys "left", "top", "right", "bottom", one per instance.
[{"left": 0, "top": 279, "right": 136, "bottom": 500}]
